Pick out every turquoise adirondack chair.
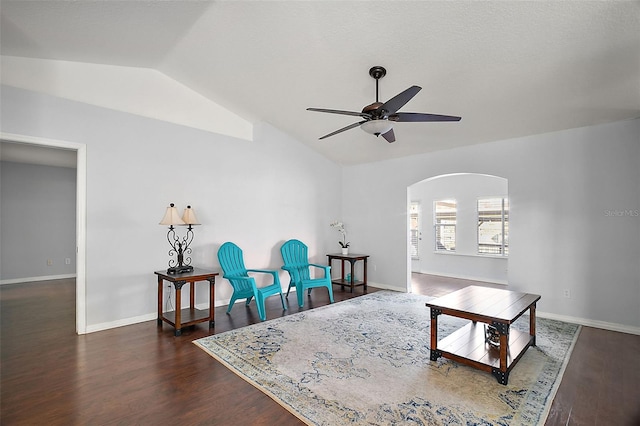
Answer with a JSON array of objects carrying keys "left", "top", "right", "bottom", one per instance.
[
  {"left": 217, "top": 242, "right": 286, "bottom": 321},
  {"left": 280, "top": 239, "right": 334, "bottom": 308}
]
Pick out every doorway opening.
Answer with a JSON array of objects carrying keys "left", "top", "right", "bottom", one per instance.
[{"left": 1, "top": 132, "right": 87, "bottom": 334}]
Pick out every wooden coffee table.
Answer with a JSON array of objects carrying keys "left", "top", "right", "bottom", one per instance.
[{"left": 425, "top": 286, "right": 541, "bottom": 385}]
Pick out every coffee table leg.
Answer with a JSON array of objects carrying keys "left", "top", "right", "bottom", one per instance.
[
  {"left": 492, "top": 321, "right": 510, "bottom": 385},
  {"left": 429, "top": 308, "right": 442, "bottom": 361},
  {"left": 492, "top": 369, "right": 509, "bottom": 385},
  {"left": 530, "top": 303, "right": 537, "bottom": 346}
]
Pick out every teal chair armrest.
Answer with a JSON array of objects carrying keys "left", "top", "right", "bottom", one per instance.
[
  {"left": 282, "top": 264, "right": 330, "bottom": 276},
  {"left": 223, "top": 274, "right": 254, "bottom": 282},
  {"left": 309, "top": 263, "right": 331, "bottom": 274},
  {"left": 246, "top": 269, "right": 281, "bottom": 284},
  {"left": 247, "top": 268, "right": 279, "bottom": 275}
]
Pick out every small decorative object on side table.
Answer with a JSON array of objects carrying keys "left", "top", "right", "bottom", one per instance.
[
  {"left": 326, "top": 253, "right": 369, "bottom": 293},
  {"left": 155, "top": 268, "right": 218, "bottom": 336},
  {"left": 330, "top": 220, "right": 350, "bottom": 255}
]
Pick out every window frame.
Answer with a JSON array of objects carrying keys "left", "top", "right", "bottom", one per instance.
[
  {"left": 477, "top": 197, "right": 509, "bottom": 256},
  {"left": 433, "top": 199, "right": 456, "bottom": 252},
  {"left": 410, "top": 201, "right": 421, "bottom": 259}
]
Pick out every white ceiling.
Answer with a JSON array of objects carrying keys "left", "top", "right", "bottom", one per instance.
[{"left": 1, "top": 1, "right": 639, "bottom": 165}]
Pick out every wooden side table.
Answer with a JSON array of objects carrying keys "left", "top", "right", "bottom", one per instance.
[
  {"left": 155, "top": 268, "right": 218, "bottom": 336},
  {"left": 327, "top": 253, "right": 369, "bottom": 293}
]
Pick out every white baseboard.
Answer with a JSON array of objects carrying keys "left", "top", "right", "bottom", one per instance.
[
  {"left": 416, "top": 270, "right": 508, "bottom": 286},
  {"left": 365, "top": 281, "right": 400, "bottom": 291},
  {"left": 0, "top": 274, "right": 76, "bottom": 285},
  {"left": 85, "top": 312, "right": 158, "bottom": 334},
  {"left": 537, "top": 311, "right": 640, "bottom": 336}
]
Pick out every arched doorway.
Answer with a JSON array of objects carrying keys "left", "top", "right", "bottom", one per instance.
[{"left": 407, "top": 173, "right": 508, "bottom": 292}]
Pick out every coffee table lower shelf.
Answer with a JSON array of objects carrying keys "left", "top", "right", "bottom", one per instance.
[{"left": 431, "top": 322, "right": 534, "bottom": 383}]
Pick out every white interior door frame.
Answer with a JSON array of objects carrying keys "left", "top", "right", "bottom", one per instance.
[{"left": 1, "top": 132, "right": 87, "bottom": 334}]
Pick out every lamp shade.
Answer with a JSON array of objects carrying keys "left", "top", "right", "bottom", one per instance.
[
  {"left": 181, "top": 205, "right": 200, "bottom": 225},
  {"left": 360, "top": 120, "right": 393, "bottom": 135},
  {"left": 159, "top": 203, "right": 186, "bottom": 226}
]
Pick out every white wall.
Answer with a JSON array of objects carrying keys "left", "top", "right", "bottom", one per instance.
[
  {"left": 343, "top": 119, "right": 640, "bottom": 332},
  {"left": 2, "top": 82, "right": 638, "bottom": 333},
  {"left": 410, "top": 173, "right": 508, "bottom": 284},
  {"left": 1, "top": 85, "right": 342, "bottom": 331}
]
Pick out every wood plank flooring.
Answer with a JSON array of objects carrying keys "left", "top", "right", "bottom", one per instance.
[{"left": 1, "top": 275, "right": 638, "bottom": 425}]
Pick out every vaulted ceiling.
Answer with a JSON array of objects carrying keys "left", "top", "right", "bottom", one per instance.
[{"left": 2, "top": 1, "right": 639, "bottom": 165}]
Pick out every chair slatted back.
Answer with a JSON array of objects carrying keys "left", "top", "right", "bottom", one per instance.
[
  {"left": 281, "top": 239, "right": 312, "bottom": 283},
  {"left": 218, "top": 242, "right": 253, "bottom": 291}
]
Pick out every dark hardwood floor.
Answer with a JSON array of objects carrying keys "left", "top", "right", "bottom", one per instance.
[{"left": 1, "top": 275, "right": 638, "bottom": 425}]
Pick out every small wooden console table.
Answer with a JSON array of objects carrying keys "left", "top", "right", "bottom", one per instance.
[
  {"left": 326, "top": 253, "right": 369, "bottom": 293},
  {"left": 425, "top": 286, "right": 541, "bottom": 385},
  {"left": 155, "top": 268, "right": 218, "bottom": 336}
]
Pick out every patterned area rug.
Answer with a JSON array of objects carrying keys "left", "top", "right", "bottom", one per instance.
[{"left": 194, "top": 291, "right": 580, "bottom": 425}]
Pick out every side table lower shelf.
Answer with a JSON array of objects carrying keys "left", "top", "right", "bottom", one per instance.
[
  {"left": 330, "top": 278, "right": 367, "bottom": 291},
  {"left": 158, "top": 308, "right": 214, "bottom": 331}
]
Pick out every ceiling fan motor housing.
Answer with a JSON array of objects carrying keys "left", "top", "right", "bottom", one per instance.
[{"left": 362, "top": 102, "right": 385, "bottom": 118}]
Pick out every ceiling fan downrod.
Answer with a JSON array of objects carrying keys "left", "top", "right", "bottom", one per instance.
[{"left": 369, "top": 66, "right": 386, "bottom": 103}]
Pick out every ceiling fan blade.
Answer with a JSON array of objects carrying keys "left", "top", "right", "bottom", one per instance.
[
  {"left": 318, "top": 120, "right": 367, "bottom": 140},
  {"left": 389, "top": 112, "right": 462, "bottom": 122},
  {"left": 381, "top": 128, "right": 396, "bottom": 143},
  {"left": 307, "top": 108, "right": 369, "bottom": 118},
  {"left": 377, "top": 86, "right": 422, "bottom": 116}
]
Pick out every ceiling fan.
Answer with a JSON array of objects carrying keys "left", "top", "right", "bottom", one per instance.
[{"left": 307, "top": 66, "right": 461, "bottom": 143}]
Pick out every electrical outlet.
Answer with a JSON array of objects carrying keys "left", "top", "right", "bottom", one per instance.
[
  {"left": 65, "top": 258, "right": 71, "bottom": 265},
  {"left": 47, "top": 259, "right": 53, "bottom": 266},
  {"left": 563, "top": 289, "right": 571, "bottom": 298}
]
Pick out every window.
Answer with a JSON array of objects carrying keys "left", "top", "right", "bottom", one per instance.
[
  {"left": 434, "top": 200, "right": 456, "bottom": 251},
  {"left": 477, "top": 197, "right": 509, "bottom": 255},
  {"left": 410, "top": 202, "right": 420, "bottom": 259}
]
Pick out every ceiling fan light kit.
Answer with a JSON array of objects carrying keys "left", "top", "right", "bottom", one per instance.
[
  {"left": 307, "top": 66, "right": 461, "bottom": 143},
  {"left": 360, "top": 120, "right": 393, "bottom": 136}
]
